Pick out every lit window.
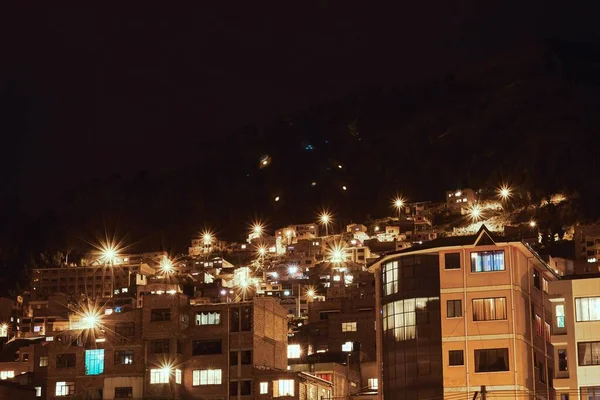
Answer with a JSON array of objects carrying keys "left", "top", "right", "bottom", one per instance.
[
  {"left": 333, "top": 275, "right": 341, "bottom": 281},
  {"left": 122, "top": 288, "right": 128, "bottom": 293},
  {"left": 260, "top": 382, "right": 268, "bottom": 394},
  {"left": 33, "top": 325, "right": 42, "bottom": 333},
  {"left": 193, "top": 369, "right": 222, "bottom": 385},
  {"left": 341, "top": 322, "right": 357, "bottom": 332},
  {"left": 0, "top": 325, "right": 7, "bottom": 337},
  {"left": 55, "top": 382, "right": 74, "bottom": 397},
  {"left": 342, "top": 341, "right": 353, "bottom": 352},
  {"left": 150, "top": 369, "right": 170, "bottom": 384},
  {"left": 287, "top": 344, "right": 301, "bottom": 359},
  {"left": 578, "top": 341, "right": 600, "bottom": 366},
  {"left": 175, "top": 369, "right": 182, "bottom": 384},
  {"left": 274, "top": 379, "right": 295, "bottom": 397},
  {"left": 39, "top": 356, "right": 48, "bottom": 367},
  {"left": 575, "top": 297, "right": 600, "bottom": 322},
  {"left": 470, "top": 251, "right": 505, "bottom": 272},
  {"left": 556, "top": 304, "right": 565, "bottom": 328},
  {"left": 85, "top": 349, "right": 104, "bottom": 375},
  {"left": 472, "top": 298, "right": 507, "bottom": 321},
  {"left": 0, "top": 371, "right": 14, "bottom": 380},
  {"left": 46, "top": 336, "right": 54, "bottom": 341},
  {"left": 114, "top": 350, "right": 134, "bottom": 365},
  {"left": 368, "top": 378, "right": 378, "bottom": 389},
  {"left": 196, "top": 311, "right": 221, "bottom": 326},
  {"left": 35, "top": 386, "right": 42, "bottom": 397}
]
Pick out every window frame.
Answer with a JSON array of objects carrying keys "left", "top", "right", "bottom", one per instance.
[
  {"left": 444, "top": 252, "right": 461, "bottom": 270},
  {"left": 577, "top": 341, "right": 600, "bottom": 366},
  {"left": 193, "top": 369, "right": 222, "bottom": 386},
  {"left": 472, "top": 297, "right": 507, "bottom": 321},
  {"left": 55, "top": 381, "right": 75, "bottom": 397},
  {"left": 150, "top": 308, "right": 171, "bottom": 322},
  {"left": 341, "top": 321, "right": 357, "bottom": 332},
  {"left": 470, "top": 250, "right": 505, "bottom": 273},
  {"left": 449, "top": 350, "right": 464, "bottom": 366},
  {"left": 575, "top": 297, "right": 600, "bottom": 322},
  {"left": 447, "top": 299, "right": 462, "bottom": 318},
  {"left": 474, "top": 348, "right": 510, "bottom": 372}
]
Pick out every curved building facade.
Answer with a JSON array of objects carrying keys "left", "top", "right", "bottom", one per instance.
[{"left": 381, "top": 254, "right": 442, "bottom": 400}]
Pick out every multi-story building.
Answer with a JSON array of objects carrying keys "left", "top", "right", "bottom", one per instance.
[
  {"left": 369, "top": 225, "right": 558, "bottom": 400},
  {"left": 549, "top": 275, "right": 600, "bottom": 400},
  {"left": 0, "top": 338, "right": 47, "bottom": 399},
  {"left": 32, "top": 264, "right": 154, "bottom": 300},
  {"left": 44, "top": 295, "right": 290, "bottom": 399},
  {"left": 276, "top": 224, "right": 320, "bottom": 245},
  {"left": 573, "top": 224, "right": 600, "bottom": 274},
  {"left": 446, "top": 188, "right": 477, "bottom": 211}
]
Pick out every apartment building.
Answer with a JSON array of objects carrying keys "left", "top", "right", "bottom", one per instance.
[
  {"left": 43, "top": 295, "right": 290, "bottom": 399},
  {"left": 573, "top": 224, "right": 600, "bottom": 274},
  {"left": 549, "top": 275, "right": 600, "bottom": 400},
  {"left": 32, "top": 264, "right": 154, "bottom": 300},
  {"left": 370, "top": 226, "right": 558, "bottom": 400},
  {"left": 445, "top": 188, "right": 477, "bottom": 211},
  {"left": 0, "top": 338, "right": 47, "bottom": 399}
]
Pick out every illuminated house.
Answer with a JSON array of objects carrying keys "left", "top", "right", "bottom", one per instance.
[
  {"left": 369, "top": 225, "right": 558, "bottom": 400},
  {"left": 445, "top": 188, "right": 477, "bottom": 211}
]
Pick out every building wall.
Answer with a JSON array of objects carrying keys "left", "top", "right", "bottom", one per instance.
[{"left": 550, "top": 277, "right": 600, "bottom": 399}]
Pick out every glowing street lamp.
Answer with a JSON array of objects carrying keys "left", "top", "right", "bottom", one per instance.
[
  {"left": 160, "top": 258, "right": 174, "bottom": 273},
  {"left": 468, "top": 204, "right": 483, "bottom": 222},
  {"left": 392, "top": 196, "right": 405, "bottom": 219},
  {"left": 99, "top": 241, "right": 120, "bottom": 266},
  {"left": 319, "top": 211, "right": 332, "bottom": 236},
  {"left": 252, "top": 223, "right": 263, "bottom": 236},
  {"left": 497, "top": 185, "right": 512, "bottom": 201},
  {"left": 0, "top": 323, "right": 8, "bottom": 337},
  {"left": 328, "top": 243, "right": 345, "bottom": 264},
  {"left": 288, "top": 265, "right": 298, "bottom": 275},
  {"left": 529, "top": 220, "right": 537, "bottom": 228}
]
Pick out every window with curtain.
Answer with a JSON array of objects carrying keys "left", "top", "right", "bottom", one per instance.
[
  {"left": 383, "top": 261, "right": 399, "bottom": 296},
  {"left": 470, "top": 251, "right": 505, "bottom": 272},
  {"left": 578, "top": 341, "right": 600, "bottom": 366},
  {"left": 535, "top": 314, "right": 543, "bottom": 336},
  {"left": 575, "top": 297, "right": 600, "bottom": 322},
  {"left": 472, "top": 297, "right": 507, "bottom": 321},
  {"left": 195, "top": 311, "right": 221, "bottom": 326},
  {"left": 474, "top": 348, "right": 509, "bottom": 372},
  {"left": 447, "top": 299, "right": 462, "bottom": 318}
]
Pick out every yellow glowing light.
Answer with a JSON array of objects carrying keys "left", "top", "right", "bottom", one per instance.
[
  {"left": 97, "top": 239, "right": 122, "bottom": 265},
  {"left": 468, "top": 204, "right": 483, "bottom": 222},
  {"left": 81, "top": 308, "right": 101, "bottom": 330},
  {"left": 160, "top": 258, "right": 174, "bottom": 273},
  {"left": 202, "top": 231, "right": 213, "bottom": 245},
  {"left": 529, "top": 220, "right": 537, "bottom": 228},
  {"left": 327, "top": 243, "right": 346, "bottom": 264},
  {"left": 0, "top": 323, "right": 8, "bottom": 337},
  {"left": 274, "top": 196, "right": 280, "bottom": 202},
  {"left": 257, "top": 245, "right": 267, "bottom": 256},
  {"left": 497, "top": 185, "right": 512, "bottom": 200},
  {"left": 319, "top": 212, "right": 331, "bottom": 225},
  {"left": 342, "top": 185, "right": 347, "bottom": 191},
  {"left": 307, "top": 289, "right": 315, "bottom": 298},
  {"left": 252, "top": 223, "right": 263, "bottom": 235},
  {"left": 393, "top": 197, "right": 405, "bottom": 209}
]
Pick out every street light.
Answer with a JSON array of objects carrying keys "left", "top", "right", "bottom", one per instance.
[
  {"left": 529, "top": 220, "right": 537, "bottom": 228},
  {"left": 497, "top": 185, "right": 512, "bottom": 201},
  {"left": 468, "top": 204, "right": 483, "bottom": 222},
  {"left": 392, "top": 196, "right": 405, "bottom": 219},
  {"left": 160, "top": 258, "right": 174, "bottom": 273},
  {"left": 319, "top": 211, "right": 332, "bottom": 236}
]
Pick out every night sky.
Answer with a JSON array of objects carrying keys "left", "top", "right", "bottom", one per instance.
[{"left": 2, "top": 2, "right": 577, "bottom": 213}]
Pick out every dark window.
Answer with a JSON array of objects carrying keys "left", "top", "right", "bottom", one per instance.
[
  {"left": 230, "top": 351, "right": 238, "bottom": 366},
  {"left": 578, "top": 341, "right": 600, "bottom": 366},
  {"left": 192, "top": 340, "right": 222, "bottom": 356},
  {"left": 445, "top": 253, "right": 461, "bottom": 270},
  {"left": 114, "top": 350, "right": 134, "bottom": 365},
  {"left": 229, "top": 381, "right": 238, "bottom": 396},
  {"left": 115, "top": 387, "right": 132, "bottom": 398},
  {"left": 241, "top": 380, "right": 252, "bottom": 395},
  {"left": 56, "top": 353, "right": 76, "bottom": 368},
  {"left": 241, "top": 350, "right": 252, "bottom": 365},
  {"left": 150, "top": 308, "right": 171, "bottom": 322},
  {"left": 230, "top": 308, "right": 239, "bottom": 332},
  {"left": 533, "top": 269, "right": 540, "bottom": 290},
  {"left": 474, "top": 348, "right": 509, "bottom": 372},
  {"left": 241, "top": 306, "right": 252, "bottom": 331},
  {"left": 449, "top": 350, "right": 464, "bottom": 366},
  {"left": 447, "top": 300, "right": 462, "bottom": 318},
  {"left": 150, "top": 339, "right": 170, "bottom": 354},
  {"left": 558, "top": 349, "right": 568, "bottom": 372},
  {"left": 560, "top": 394, "right": 568, "bottom": 400}
]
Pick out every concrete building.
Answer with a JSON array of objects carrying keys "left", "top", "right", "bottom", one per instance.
[
  {"left": 0, "top": 338, "right": 47, "bottom": 399},
  {"left": 369, "top": 226, "right": 559, "bottom": 400},
  {"left": 32, "top": 264, "right": 153, "bottom": 300},
  {"left": 446, "top": 188, "right": 477, "bottom": 211},
  {"left": 276, "top": 224, "right": 320, "bottom": 246},
  {"left": 44, "top": 295, "right": 290, "bottom": 400},
  {"left": 573, "top": 224, "right": 600, "bottom": 274},
  {"left": 549, "top": 275, "right": 600, "bottom": 400}
]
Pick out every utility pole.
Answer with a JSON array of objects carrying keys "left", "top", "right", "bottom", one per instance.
[{"left": 481, "top": 385, "right": 487, "bottom": 400}]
